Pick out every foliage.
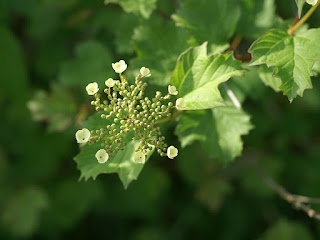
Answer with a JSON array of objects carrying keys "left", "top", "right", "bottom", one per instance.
[{"left": 1, "top": 0, "right": 320, "bottom": 239}]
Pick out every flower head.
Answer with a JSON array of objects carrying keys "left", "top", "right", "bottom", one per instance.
[
  {"left": 105, "top": 78, "right": 115, "bottom": 88},
  {"left": 176, "top": 98, "right": 186, "bottom": 110},
  {"left": 134, "top": 151, "right": 146, "bottom": 164},
  {"left": 95, "top": 149, "right": 109, "bottom": 163},
  {"left": 75, "top": 128, "right": 91, "bottom": 143},
  {"left": 167, "top": 146, "right": 178, "bottom": 159},
  {"left": 306, "top": 0, "right": 318, "bottom": 5},
  {"left": 86, "top": 82, "right": 99, "bottom": 95},
  {"left": 140, "top": 67, "right": 151, "bottom": 77},
  {"left": 112, "top": 60, "right": 127, "bottom": 74},
  {"left": 168, "top": 85, "right": 178, "bottom": 95}
]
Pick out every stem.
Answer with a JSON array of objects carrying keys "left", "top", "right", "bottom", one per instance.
[
  {"left": 289, "top": 1, "right": 320, "bottom": 35},
  {"left": 154, "top": 108, "right": 182, "bottom": 125},
  {"left": 230, "top": 35, "right": 242, "bottom": 52},
  {"left": 222, "top": 83, "right": 241, "bottom": 109},
  {"left": 291, "top": 12, "right": 299, "bottom": 28},
  {"left": 256, "top": 165, "right": 320, "bottom": 220}
]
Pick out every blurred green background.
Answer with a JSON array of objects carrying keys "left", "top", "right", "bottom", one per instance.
[{"left": 1, "top": 0, "right": 320, "bottom": 239}]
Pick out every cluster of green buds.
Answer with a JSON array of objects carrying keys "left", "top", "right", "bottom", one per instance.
[{"left": 76, "top": 60, "right": 185, "bottom": 164}]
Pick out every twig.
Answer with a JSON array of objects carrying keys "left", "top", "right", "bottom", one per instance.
[
  {"left": 289, "top": 1, "right": 320, "bottom": 35},
  {"left": 256, "top": 166, "right": 320, "bottom": 220},
  {"left": 155, "top": 8, "right": 170, "bottom": 20},
  {"left": 222, "top": 83, "right": 241, "bottom": 109}
]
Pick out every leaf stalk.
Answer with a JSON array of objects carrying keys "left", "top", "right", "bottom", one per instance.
[{"left": 289, "top": 1, "right": 320, "bottom": 35}]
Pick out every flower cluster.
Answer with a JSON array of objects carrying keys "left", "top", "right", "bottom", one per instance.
[{"left": 76, "top": 60, "right": 182, "bottom": 164}]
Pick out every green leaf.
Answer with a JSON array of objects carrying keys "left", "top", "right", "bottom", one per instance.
[
  {"left": 295, "top": 0, "right": 306, "bottom": 17},
  {"left": 249, "top": 28, "right": 320, "bottom": 101},
  {"left": 105, "top": 0, "right": 157, "bottom": 19},
  {"left": 59, "top": 41, "right": 113, "bottom": 90},
  {"left": 171, "top": 42, "right": 244, "bottom": 110},
  {"left": 172, "top": 0, "right": 240, "bottom": 52},
  {"left": 176, "top": 106, "right": 253, "bottom": 163},
  {"left": 131, "top": 20, "right": 190, "bottom": 86},
  {"left": 74, "top": 139, "right": 154, "bottom": 189},
  {"left": 312, "top": 61, "right": 320, "bottom": 76},
  {"left": 27, "top": 84, "right": 77, "bottom": 132},
  {"left": 259, "top": 219, "right": 313, "bottom": 240},
  {"left": 1, "top": 187, "right": 48, "bottom": 237},
  {"left": 74, "top": 113, "right": 155, "bottom": 189},
  {"left": 259, "top": 65, "right": 282, "bottom": 92},
  {"left": 238, "top": 0, "right": 276, "bottom": 40}
]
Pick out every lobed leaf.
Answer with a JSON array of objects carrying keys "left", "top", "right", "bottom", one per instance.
[
  {"left": 249, "top": 28, "right": 320, "bottom": 101},
  {"left": 176, "top": 106, "right": 253, "bottom": 163},
  {"left": 105, "top": 0, "right": 157, "bottom": 19},
  {"left": 74, "top": 113, "right": 154, "bottom": 188},
  {"left": 171, "top": 43, "right": 245, "bottom": 110}
]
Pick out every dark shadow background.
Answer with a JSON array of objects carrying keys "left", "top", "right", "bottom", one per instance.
[{"left": 1, "top": 0, "right": 320, "bottom": 239}]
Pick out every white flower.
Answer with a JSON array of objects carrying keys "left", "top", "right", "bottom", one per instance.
[
  {"left": 75, "top": 128, "right": 90, "bottom": 143},
  {"left": 112, "top": 60, "right": 127, "bottom": 74},
  {"left": 168, "top": 85, "right": 178, "bottom": 95},
  {"left": 167, "top": 146, "right": 178, "bottom": 159},
  {"left": 306, "top": 0, "right": 318, "bottom": 5},
  {"left": 105, "top": 78, "right": 115, "bottom": 88},
  {"left": 134, "top": 151, "right": 146, "bottom": 164},
  {"left": 176, "top": 98, "right": 186, "bottom": 110},
  {"left": 95, "top": 149, "right": 109, "bottom": 163},
  {"left": 86, "top": 82, "right": 99, "bottom": 95},
  {"left": 140, "top": 67, "right": 151, "bottom": 77}
]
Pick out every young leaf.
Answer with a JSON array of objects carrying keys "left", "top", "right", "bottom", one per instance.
[
  {"left": 74, "top": 113, "right": 154, "bottom": 189},
  {"left": 295, "top": 0, "right": 306, "bottom": 17},
  {"left": 249, "top": 28, "right": 320, "bottom": 101},
  {"left": 105, "top": 0, "right": 157, "bottom": 19},
  {"left": 171, "top": 43, "right": 244, "bottom": 110},
  {"left": 176, "top": 106, "right": 253, "bottom": 163}
]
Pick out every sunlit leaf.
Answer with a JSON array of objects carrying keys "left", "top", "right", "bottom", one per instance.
[
  {"left": 249, "top": 28, "right": 320, "bottom": 101},
  {"left": 171, "top": 43, "right": 244, "bottom": 110},
  {"left": 74, "top": 113, "right": 155, "bottom": 188}
]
